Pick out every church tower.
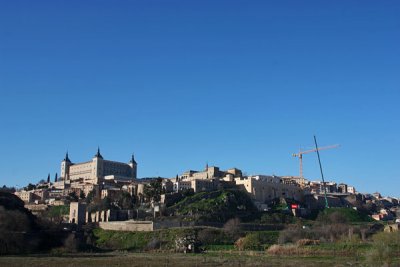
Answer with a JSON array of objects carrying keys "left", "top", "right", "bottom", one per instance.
[
  {"left": 61, "top": 152, "right": 72, "bottom": 181},
  {"left": 128, "top": 153, "right": 137, "bottom": 179}
]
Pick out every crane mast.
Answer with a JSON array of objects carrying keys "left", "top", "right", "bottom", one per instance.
[{"left": 292, "top": 144, "right": 339, "bottom": 178}]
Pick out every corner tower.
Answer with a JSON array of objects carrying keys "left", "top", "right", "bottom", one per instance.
[
  {"left": 61, "top": 152, "right": 72, "bottom": 181},
  {"left": 128, "top": 154, "right": 137, "bottom": 179},
  {"left": 92, "top": 147, "right": 104, "bottom": 184}
]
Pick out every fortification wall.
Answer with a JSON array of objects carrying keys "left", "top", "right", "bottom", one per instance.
[{"left": 99, "top": 221, "right": 153, "bottom": 232}]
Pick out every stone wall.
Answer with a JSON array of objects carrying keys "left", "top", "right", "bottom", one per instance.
[{"left": 99, "top": 221, "right": 154, "bottom": 231}]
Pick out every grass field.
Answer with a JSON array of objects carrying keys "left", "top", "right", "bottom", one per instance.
[{"left": 0, "top": 252, "right": 382, "bottom": 267}]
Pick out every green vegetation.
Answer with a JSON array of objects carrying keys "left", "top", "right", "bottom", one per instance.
[
  {"left": 168, "top": 189, "right": 257, "bottom": 222},
  {"left": 0, "top": 192, "right": 85, "bottom": 255},
  {"left": 3, "top": 183, "right": 398, "bottom": 267},
  {"left": 143, "top": 178, "right": 163, "bottom": 202},
  {"left": 364, "top": 231, "right": 400, "bottom": 266},
  {"left": 94, "top": 228, "right": 153, "bottom": 251},
  {"left": 0, "top": 192, "right": 65, "bottom": 255},
  {"left": 93, "top": 227, "right": 238, "bottom": 251},
  {"left": 47, "top": 205, "right": 69, "bottom": 216},
  {"left": 24, "top": 183, "right": 36, "bottom": 191},
  {"left": 235, "top": 231, "right": 279, "bottom": 250},
  {"left": 316, "top": 208, "right": 373, "bottom": 223},
  {"left": 260, "top": 213, "right": 296, "bottom": 224},
  {"left": 93, "top": 227, "right": 282, "bottom": 253},
  {"left": 41, "top": 205, "right": 70, "bottom": 223},
  {"left": 0, "top": 192, "right": 37, "bottom": 232}
]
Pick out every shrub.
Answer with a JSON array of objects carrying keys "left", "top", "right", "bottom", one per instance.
[
  {"left": 267, "top": 244, "right": 304, "bottom": 255},
  {"left": 167, "top": 189, "right": 257, "bottom": 222},
  {"left": 197, "top": 228, "right": 233, "bottom": 245},
  {"left": 296, "top": 239, "right": 320, "bottom": 246},
  {"left": 364, "top": 231, "right": 400, "bottom": 266},
  {"left": 279, "top": 222, "right": 358, "bottom": 244},
  {"left": 146, "top": 238, "right": 161, "bottom": 251},
  {"left": 223, "top": 217, "right": 242, "bottom": 240},
  {"left": 235, "top": 232, "right": 278, "bottom": 251},
  {"left": 0, "top": 207, "right": 32, "bottom": 232},
  {"left": 260, "top": 213, "right": 294, "bottom": 224},
  {"left": 64, "top": 234, "right": 80, "bottom": 253},
  {"left": 278, "top": 226, "right": 320, "bottom": 244},
  {"left": 316, "top": 208, "right": 372, "bottom": 224},
  {"left": 365, "top": 243, "right": 393, "bottom": 266}
]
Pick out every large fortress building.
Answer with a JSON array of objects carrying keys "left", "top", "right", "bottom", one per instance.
[{"left": 60, "top": 148, "right": 137, "bottom": 185}]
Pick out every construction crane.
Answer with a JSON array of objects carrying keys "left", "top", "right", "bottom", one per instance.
[{"left": 292, "top": 144, "right": 339, "bottom": 178}]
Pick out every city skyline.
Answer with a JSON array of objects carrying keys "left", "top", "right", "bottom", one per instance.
[{"left": 0, "top": 1, "right": 399, "bottom": 197}]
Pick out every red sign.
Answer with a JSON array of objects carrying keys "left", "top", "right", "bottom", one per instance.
[{"left": 291, "top": 204, "right": 299, "bottom": 209}]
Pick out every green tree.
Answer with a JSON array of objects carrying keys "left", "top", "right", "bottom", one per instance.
[
  {"left": 24, "top": 183, "right": 36, "bottom": 191},
  {"left": 42, "top": 205, "right": 69, "bottom": 223},
  {"left": 143, "top": 178, "right": 162, "bottom": 202},
  {"left": 0, "top": 186, "right": 15, "bottom": 193},
  {"left": 67, "top": 192, "right": 79, "bottom": 202},
  {"left": 86, "top": 189, "right": 97, "bottom": 203},
  {"left": 116, "top": 192, "right": 136, "bottom": 209}
]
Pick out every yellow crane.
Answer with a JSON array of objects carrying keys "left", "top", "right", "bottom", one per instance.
[{"left": 292, "top": 144, "right": 339, "bottom": 178}]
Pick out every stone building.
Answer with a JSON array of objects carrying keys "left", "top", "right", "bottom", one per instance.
[
  {"left": 338, "top": 183, "right": 348, "bottom": 193},
  {"left": 172, "top": 166, "right": 242, "bottom": 193},
  {"left": 347, "top": 186, "right": 356, "bottom": 194},
  {"left": 14, "top": 191, "right": 33, "bottom": 203},
  {"left": 234, "top": 175, "right": 304, "bottom": 205},
  {"left": 281, "top": 176, "right": 308, "bottom": 187},
  {"left": 179, "top": 166, "right": 242, "bottom": 181},
  {"left": 101, "top": 188, "right": 123, "bottom": 199},
  {"left": 15, "top": 189, "right": 49, "bottom": 204},
  {"left": 69, "top": 202, "right": 87, "bottom": 225},
  {"left": 60, "top": 149, "right": 137, "bottom": 186}
]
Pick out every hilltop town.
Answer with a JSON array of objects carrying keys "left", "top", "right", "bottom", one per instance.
[
  {"left": 1, "top": 150, "right": 400, "bottom": 266},
  {"left": 7, "top": 149, "right": 400, "bottom": 228}
]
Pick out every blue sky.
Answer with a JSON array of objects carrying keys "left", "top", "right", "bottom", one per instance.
[{"left": 0, "top": 1, "right": 399, "bottom": 197}]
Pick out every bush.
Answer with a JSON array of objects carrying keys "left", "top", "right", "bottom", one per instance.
[
  {"left": 364, "top": 231, "right": 400, "bottom": 266},
  {"left": 146, "top": 238, "right": 161, "bottom": 251},
  {"left": 372, "top": 230, "right": 400, "bottom": 245},
  {"left": 235, "top": 234, "right": 262, "bottom": 251},
  {"left": 235, "top": 231, "right": 278, "bottom": 251},
  {"left": 41, "top": 205, "right": 69, "bottom": 223},
  {"left": 365, "top": 243, "right": 393, "bottom": 266},
  {"left": 0, "top": 207, "right": 32, "bottom": 232},
  {"left": 266, "top": 244, "right": 306, "bottom": 255},
  {"left": 279, "top": 223, "right": 351, "bottom": 244},
  {"left": 316, "top": 208, "right": 372, "bottom": 224},
  {"left": 223, "top": 217, "right": 242, "bottom": 240},
  {"left": 296, "top": 239, "right": 320, "bottom": 246},
  {"left": 64, "top": 234, "right": 80, "bottom": 253},
  {"left": 198, "top": 228, "right": 233, "bottom": 245},
  {"left": 167, "top": 189, "right": 257, "bottom": 222},
  {"left": 260, "top": 213, "right": 294, "bottom": 224}
]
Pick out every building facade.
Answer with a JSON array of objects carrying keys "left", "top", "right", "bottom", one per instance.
[
  {"left": 60, "top": 149, "right": 137, "bottom": 185},
  {"left": 234, "top": 175, "right": 304, "bottom": 205}
]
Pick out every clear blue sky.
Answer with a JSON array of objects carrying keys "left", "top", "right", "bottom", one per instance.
[{"left": 0, "top": 1, "right": 399, "bottom": 197}]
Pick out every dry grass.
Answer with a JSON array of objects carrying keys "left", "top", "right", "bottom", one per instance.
[
  {"left": 296, "top": 239, "right": 320, "bottom": 246},
  {"left": 0, "top": 252, "right": 365, "bottom": 267},
  {"left": 266, "top": 244, "right": 310, "bottom": 255}
]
